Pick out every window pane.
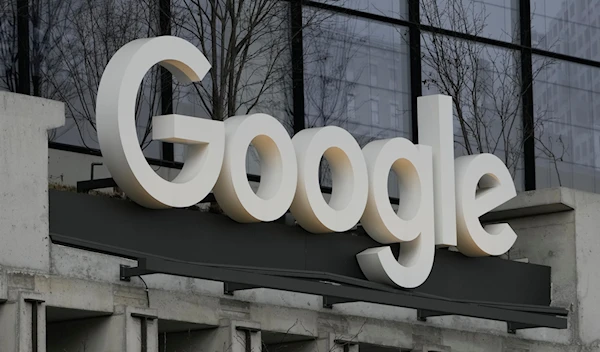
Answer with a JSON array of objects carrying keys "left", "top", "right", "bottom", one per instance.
[
  {"left": 422, "top": 33, "right": 524, "bottom": 190},
  {"left": 534, "top": 56, "right": 600, "bottom": 192},
  {"left": 311, "top": 0, "right": 408, "bottom": 20},
  {"left": 171, "top": 0, "right": 292, "bottom": 164},
  {"left": 531, "top": 0, "right": 600, "bottom": 60},
  {"left": 6, "top": 0, "right": 163, "bottom": 159},
  {"left": 421, "top": 0, "right": 520, "bottom": 43},
  {"left": 303, "top": 10, "right": 411, "bottom": 195}
]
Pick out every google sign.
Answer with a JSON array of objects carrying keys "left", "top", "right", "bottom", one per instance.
[{"left": 96, "top": 36, "right": 518, "bottom": 289}]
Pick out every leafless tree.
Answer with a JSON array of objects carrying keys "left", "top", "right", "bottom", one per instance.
[
  {"left": 169, "top": 0, "right": 296, "bottom": 122},
  {"left": 414, "top": 0, "right": 565, "bottom": 185},
  {"left": 0, "top": 0, "right": 77, "bottom": 140},
  {"left": 45, "top": 0, "right": 168, "bottom": 149}
]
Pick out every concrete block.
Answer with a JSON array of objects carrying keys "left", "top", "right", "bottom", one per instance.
[
  {"left": 50, "top": 244, "right": 137, "bottom": 284},
  {"left": 0, "top": 92, "right": 65, "bottom": 273},
  {"left": 161, "top": 319, "right": 261, "bottom": 352},
  {"left": 35, "top": 275, "right": 114, "bottom": 314},
  {"left": 571, "top": 190, "right": 600, "bottom": 346},
  {"left": 150, "top": 289, "right": 221, "bottom": 325},
  {"left": 0, "top": 291, "right": 46, "bottom": 352},
  {"left": 47, "top": 305, "right": 159, "bottom": 352}
]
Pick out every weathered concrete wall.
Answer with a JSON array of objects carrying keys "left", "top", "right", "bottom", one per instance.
[
  {"left": 1, "top": 92, "right": 600, "bottom": 351},
  {"left": 0, "top": 92, "right": 64, "bottom": 272},
  {"left": 46, "top": 306, "right": 158, "bottom": 352},
  {"left": 572, "top": 191, "right": 600, "bottom": 348}
]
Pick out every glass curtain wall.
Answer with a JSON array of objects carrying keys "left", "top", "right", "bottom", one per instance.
[{"left": 5, "top": 0, "right": 600, "bottom": 194}]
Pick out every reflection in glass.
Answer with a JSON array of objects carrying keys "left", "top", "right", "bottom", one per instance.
[
  {"left": 312, "top": 0, "right": 408, "bottom": 20},
  {"left": 531, "top": 0, "right": 600, "bottom": 61},
  {"left": 534, "top": 56, "right": 600, "bottom": 193},
  {"left": 421, "top": 34, "right": 524, "bottom": 190},
  {"left": 420, "top": 0, "right": 520, "bottom": 43},
  {"left": 303, "top": 10, "right": 411, "bottom": 195}
]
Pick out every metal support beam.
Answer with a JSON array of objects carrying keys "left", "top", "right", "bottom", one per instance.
[
  {"left": 507, "top": 321, "right": 542, "bottom": 334},
  {"left": 24, "top": 298, "right": 44, "bottom": 352},
  {"left": 76, "top": 176, "right": 400, "bottom": 204},
  {"left": 131, "top": 312, "right": 156, "bottom": 352},
  {"left": 323, "top": 296, "right": 358, "bottom": 309},
  {"left": 235, "top": 326, "right": 260, "bottom": 352},
  {"left": 224, "top": 282, "right": 259, "bottom": 296},
  {"left": 120, "top": 263, "right": 153, "bottom": 282},
  {"left": 117, "top": 256, "right": 568, "bottom": 330},
  {"left": 417, "top": 309, "right": 450, "bottom": 322},
  {"left": 77, "top": 178, "right": 117, "bottom": 193}
]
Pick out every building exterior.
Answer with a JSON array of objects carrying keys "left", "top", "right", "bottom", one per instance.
[
  {"left": 2, "top": 0, "right": 600, "bottom": 195},
  {"left": 0, "top": 89, "right": 596, "bottom": 351},
  {"left": 1, "top": 0, "right": 600, "bottom": 351}
]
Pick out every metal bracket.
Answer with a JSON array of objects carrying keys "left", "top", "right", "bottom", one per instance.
[
  {"left": 120, "top": 260, "right": 152, "bottom": 282},
  {"left": 77, "top": 177, "right": 118, "bottom": 193},
  {"left": 120, "top": 264, "right": 132, "bottom": 282},
  {"left": 417, "top": 309, "right": 451, "bottom": 322},
  {"left": 323, "top": 296, "right": 357, "bottom": 308},
  {"left": 507, "top": 322, "right": 542, "bottom": 334},
  {"left": 224, "top": 282, "right": 259, "bottom": 296}
]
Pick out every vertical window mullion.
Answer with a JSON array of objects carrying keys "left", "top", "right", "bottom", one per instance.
[
  {"left": 159, "top": 0, "right": 174, "bottom": 162},
  {"left": 17, "top": 0, "right": 30, "bottom": 95},
  {"left": 520, "top": 0, "right": 536, "bottom": 190},
  {"left": 409, "top": 0, "right": 422, "bottom": 143},
  {"left": 291, "top": 0, "right": 306, "bottom": 134}
]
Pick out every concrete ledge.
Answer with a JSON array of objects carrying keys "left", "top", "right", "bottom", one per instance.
[
  {"left": 0, "top": 92, "right": 64, "bottom": 129},
  {"left": 484, "top": 187, "right": 575, "bottom": 222}
]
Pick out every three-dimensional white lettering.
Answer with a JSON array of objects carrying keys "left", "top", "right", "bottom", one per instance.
[{"left": 96, "top": 36, "right": 518, "bottom": 289}]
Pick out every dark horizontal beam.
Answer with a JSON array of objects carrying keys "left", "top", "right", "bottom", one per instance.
[
  {"left": 224, "top": 282, "right": 260, "bottom": 295},
  {"left": 49, "top": 142, "right": 184, "bottom": 170},
  {"left": 120, "top": 256, "right": 567, "bottom": 330},
  {"left": 49, "top": 189, "right": 559, "bottom": 309},
  {"left": 323, "top": 296, "right": 357, "bottom": 308},
  {"left": 507, "top": 322, "right": 544, "bottom": 334},
  {"left": 417, "top": 309, "right": 448, "bottom": 321},
  {"left": 77, "top": 178, "right": 117, "bottom": 193},
  {"left": 75, "top": 176, "right": 400, "bottom": 204},
  {"left": 301, "top": 0, "right": 600, "bottom": 69}
]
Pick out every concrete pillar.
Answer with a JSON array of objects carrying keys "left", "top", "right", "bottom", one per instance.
[
  {"left": 160, "top": 319, "right": 261, "bottom": 352},
  {"left": 0, "top": 92, "right": 64, "bottom": 272},
  {"left": 285, "top": 333, "right": 357, "bottom": 352},
  {"left": 0, "top": 291, "right": 46, "bottom": 352},
  {"left": 46, "top": 306, "right": 158, "bottom": 352}
]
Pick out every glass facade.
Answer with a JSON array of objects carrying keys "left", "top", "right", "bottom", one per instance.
[
  {"left": 421, "top": 34, "right": 524, "bottom": 190},
  {"left": 421, "top": 0, "right": 520, "bottom": 42},
  {"left": 3, "top": 0, "right": 600, "bottom": 195},
  {"left": 531, "top": 0, "right": 600, "bottom": 60},
  {"left": 534, "top": 57, "right": 600, "bottom": 192}
]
